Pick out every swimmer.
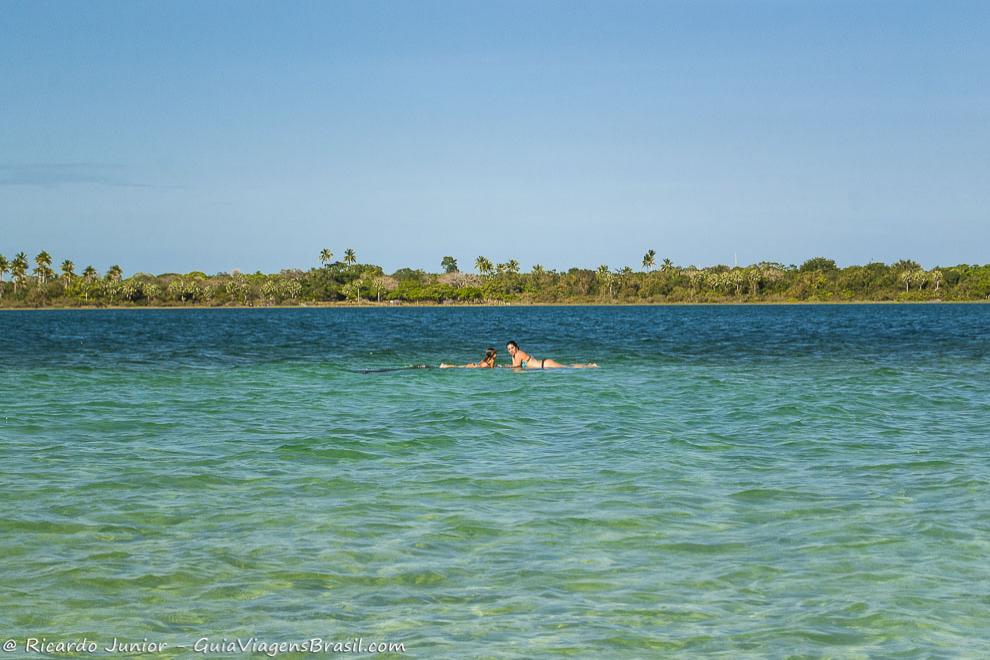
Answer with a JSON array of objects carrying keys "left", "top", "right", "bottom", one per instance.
[
  {"left": 440, "top": 347, "right": 499, "bottom": 369},
  {"left": 505, "top": 340, "right": 597, "bottom": 369}
]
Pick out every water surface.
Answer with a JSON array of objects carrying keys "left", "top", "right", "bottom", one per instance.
[{"left": 1, "top": 306, "right": 988, "bottom": 657}]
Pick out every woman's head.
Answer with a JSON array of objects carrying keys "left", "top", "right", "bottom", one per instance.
[
  {"left": 506, "top": 340, "right": 519, "bottom": 356},
  {"left": 484, "top": 347, "right": 497, "bottom": 365}
]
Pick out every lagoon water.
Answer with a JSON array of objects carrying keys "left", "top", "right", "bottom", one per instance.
[{"left": 2, "top": 305, "right": 989, "bottom": 657}]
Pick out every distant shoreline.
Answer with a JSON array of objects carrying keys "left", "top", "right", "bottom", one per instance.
[
  {"left": 2, "top": 300, "right": 985, "bottom": 311},
  {"left": 3, "top": 256, "right": 986, "bottom": 308}
]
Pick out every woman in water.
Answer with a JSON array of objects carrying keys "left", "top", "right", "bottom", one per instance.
[
  {"left": 505, "top": 341, "right": 597, "bottom": 369},
  {"left": 440, "top": 347, "right": 499, "bottom": 369}
]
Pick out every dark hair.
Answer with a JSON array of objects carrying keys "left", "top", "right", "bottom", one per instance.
[
  {"left": 506, "top": 340, "right": 519, "bottom": 349},
  {"left": 484, "top": 347, "right": 497, "bottom": 360}
]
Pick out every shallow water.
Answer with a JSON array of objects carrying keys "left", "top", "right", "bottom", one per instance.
[{"left": 1, "top": 305, "right": 989, "bottom": 657}]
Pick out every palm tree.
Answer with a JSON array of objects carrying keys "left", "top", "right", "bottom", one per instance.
[
  {"left": 475, "top": 256, "right": 493, "bottom": 276},
  {"left": 661, "top": 258, "right": 673, "bottom": 273},
  {"left": 372, "top": 276, "right": 397, "bottom": 303},
  {"left": 900, "top": 269, "right": 919, "bottom": 292},
  {"left": 343, "top": 249, "right": 357, "bottom": 266},
  {"left": 11, "top": 252, "right": 29, "bottom": 293},
  {"left": 39, "top": 265, "right": 56, "bottom": 286},
  {"left": 319, "top": 248, "right": 334, "bottom": 266},
  {"left": 341, "top": 280, "right": 362, "bottom": 301},
  {"left": 730, "top": 269, "right": 744, "bottom": 296},
  {"left": 0, "top": 254, "right": 8, "bottom": 285},
  {"left": 746, "top": 266, "right": 764, "bottom": 296},
  {"left": 932, "top": 269, "right": 944, "bottom": 292},
  {"left": 506, "top": 259, "right": 520, "bottom": 275},
  {"left": 61, "top": 260, "right": 75, "bottom": 285},
  {"left": 596, "top": 264, "right": 615, "bottom": 299},
  {"left": 106, "top": 264, "right": 123, "bottom": 282},
  {"left": 704, "top": 270, "right": 724, "bottom": 293},
  {"left": 642, "top": 249, "right": 656, "bottom": 272},
  {"left": 34, "top": 251, "right": 53, "bottom": 285},
  {"left": 80, "top": 265, "right": 97, "bottom": 302}
]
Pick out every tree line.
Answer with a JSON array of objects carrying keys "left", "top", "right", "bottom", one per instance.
[{"left": 1, "top": 248, "right": 988, "bottom": 307}]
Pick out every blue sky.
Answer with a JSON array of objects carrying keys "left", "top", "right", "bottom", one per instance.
[{"left": 1, "top": 0, "right": 987, "bottom": 274}]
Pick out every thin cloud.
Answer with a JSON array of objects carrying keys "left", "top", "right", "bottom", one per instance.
[{"left": 0, "top": 162, "right": 168, "bottom": 189}]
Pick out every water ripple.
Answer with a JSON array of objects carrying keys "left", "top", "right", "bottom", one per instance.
[{"left": 1, "top": 306, "right": 989, "bottom": 656}]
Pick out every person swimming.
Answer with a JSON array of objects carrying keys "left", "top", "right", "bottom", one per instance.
[
  {"left": 440, "top": 347, "right": 499, "bottom": 369},
  {"left": 505, "top": 341, "right": 597, "bottom": 369}
]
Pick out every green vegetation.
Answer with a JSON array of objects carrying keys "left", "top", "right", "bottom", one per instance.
[
  {"left": 441, "top": 256, "right": 459, "bottom": 274},
  {"left": 0, "top": 249, "right": 988, "bottom": 307}
]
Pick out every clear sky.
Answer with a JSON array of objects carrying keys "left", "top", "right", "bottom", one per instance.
[{"left": 2, "top": 0, "right": 987, "bottom": 275}]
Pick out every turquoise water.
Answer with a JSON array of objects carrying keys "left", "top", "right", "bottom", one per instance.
[{"left": 2, "top": 305, "right": 989, "bottom": 657}]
